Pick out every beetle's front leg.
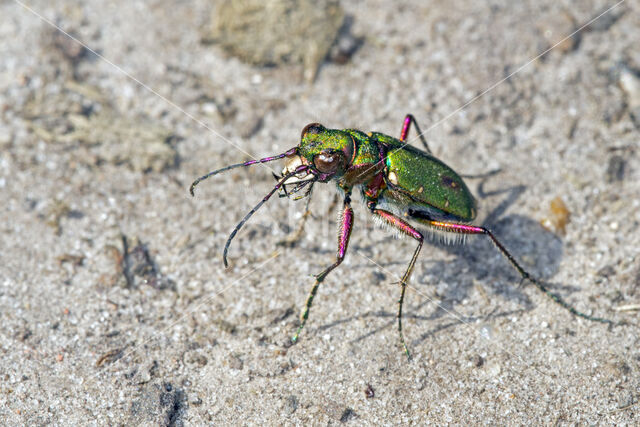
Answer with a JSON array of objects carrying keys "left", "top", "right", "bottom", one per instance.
[
  {"left": 291, "top": 193, "right": 354, "bottom": 344},
  {"left": 368, "top": 201, "right": 424, "bottom": 359}
]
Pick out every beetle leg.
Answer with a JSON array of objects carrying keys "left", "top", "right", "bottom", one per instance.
[
  {"left": 368, "top": 201, "right": 424, "bottom": 359},
  {"left": 415, "top": 219, "right": 613, "bottom": 324},
  {"left": 400, "top": 114, "right": 431, "bottom": 154},
  {"left": 292, "top": 193, "right": 354, "bottom": 344},
  {"left": 277, "top": 191, "right": 313, "bottom": 247}
]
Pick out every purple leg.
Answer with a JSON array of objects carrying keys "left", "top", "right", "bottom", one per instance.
[
  {"left": 292, "top": 194, "right": 354, "bottom": 343},
  {"left": 420, "top": 219, "right": 612, "bottom": 324},
  {"left": 399, "top": 114, "right": 431, "bottom": 153},
  {"left": 400, "top": 115, "right": 412, "bottom": 141},
  {"left": 370, "top": 206, "right": 424, "bottom": 359}
]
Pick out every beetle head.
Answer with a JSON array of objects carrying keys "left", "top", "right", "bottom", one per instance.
[{"left": 294, "top": 123, "right": 356, "bottom": 182}]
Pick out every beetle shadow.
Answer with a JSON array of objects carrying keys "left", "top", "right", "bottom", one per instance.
[
  {"left": 420, "top": 213, "right": 562, "bottom": 311},
  {"left": 419, "top": 181, "right": 566, "bottom": 307},
  {"left": 344, "top": 180, "right": 578, "bottom": 347},
  {"left": 403, "top": 214, "right": 565, "bottom": 349},
  {"left": 316, "top": 295, "right": 529, "bottom": 349}
]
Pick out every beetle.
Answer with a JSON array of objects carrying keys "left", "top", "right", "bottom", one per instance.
[{"left": 190, "top": 114, "right": 611, "bottom": 358}]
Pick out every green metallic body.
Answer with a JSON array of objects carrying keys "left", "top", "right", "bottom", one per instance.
[
  {"left": 298, "top": 126, "right": 477, "bottom": 223},
  {"left": 191, "top": 115, "right": 612, "bottom": 359}
]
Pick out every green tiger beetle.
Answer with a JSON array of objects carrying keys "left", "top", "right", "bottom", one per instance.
[{"left": 190, "top": 114, "right": 612, "bottom": 358}]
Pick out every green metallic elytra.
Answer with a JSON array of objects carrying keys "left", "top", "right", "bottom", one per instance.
[
  {"left": 382, "top": 138, "right": 477, "bottom": 221},
  {"left": 190, "top": 114, "right": 613, "bottom": 360},
  {"left": 296, "top": 123, "right": 476, "bottom": 223}
]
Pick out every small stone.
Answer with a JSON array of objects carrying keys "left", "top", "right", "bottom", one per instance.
[
  {"left": 207, "top": 0, "right": 344, "bottom": 81},
  {"left": 340, "top": 408, "right": 356, "bottom": 423},
  {"left": 183, "top": 350, "right": 208, "bottom": 368},
  {"left": 128, "top": 382, "right": 184, "bottom": 426},
  {"left": 537, "top": 12, "right": 578, "bottom": 53},
  {"left": 619, "top": 67, "right": 640, "bottom": 108},
  {"left": 472, "top": 355, "right": 484, "bottom": 368},
  {"left": 617, "top": 391, "right": 635, "bottom": 409},
  {"left": 487, "top": 362, "right": 501, "bottom": 377},
  {"left": 364, "top": 384, "right": 375, "bottom": 399},
  {"left": 228, "top": 354, "right": 243, "bottom": 370},
  {"left": 284, "top": 395, "right": 298, "bottom": 415},
  {"left": 606, "top": 155, "right": 626, "bottom": 182}
]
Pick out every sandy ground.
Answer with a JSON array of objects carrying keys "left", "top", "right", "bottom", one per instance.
[{"left": 1, "top": 0, "right": 639, "bottom": 425}]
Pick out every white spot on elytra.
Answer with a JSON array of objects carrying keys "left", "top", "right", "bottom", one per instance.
[{"left": 388, "top": 171, "right": 398, "bottom": 185}]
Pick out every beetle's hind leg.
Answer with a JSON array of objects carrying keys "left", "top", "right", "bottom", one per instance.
[
  {"left": 412, "top": 217, "right": 613, "bottom": 325},
  {"left": 400, "top": 114, "right": 431, "bottom": 154},
  {"left": 292, "top": 193, "right": 354, "bottom": 344},
  {"left": 368, "top": 201, "right": 424, "bottom": 359}
]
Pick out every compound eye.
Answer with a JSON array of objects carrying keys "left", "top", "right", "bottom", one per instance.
[
  {"left": 301, "top": 123, "right": 324, "bottom": 139},
  {"left": 314, "top": 151, "right": 343, "bottom": 174}
]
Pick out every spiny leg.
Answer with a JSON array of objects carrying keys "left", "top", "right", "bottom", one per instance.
[
  {"left": 368, "top": 202, "right": 424, "bottom": 359},
  {"left": 414, "top": 218, "right": 613, "bottom": 324},
  {"left": 400, "top": 114, "right": 431, "bottom": 154},
  {"left": 292, "top": 193, "right": 354, "bottom": 344}
]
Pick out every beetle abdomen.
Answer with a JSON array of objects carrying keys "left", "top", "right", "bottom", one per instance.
[{"left": 378, "top": 135, "right": 477, "bottom": 222}]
